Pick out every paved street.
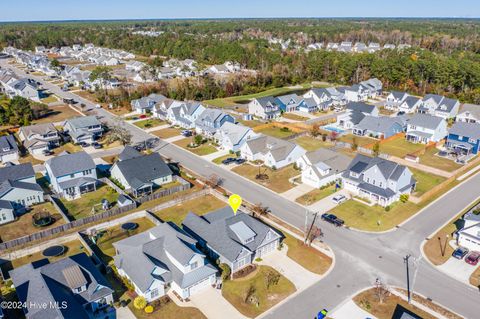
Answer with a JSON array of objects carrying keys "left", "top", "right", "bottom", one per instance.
[{"left": 4, "top": 59, "right": 480, "bottom": 318}]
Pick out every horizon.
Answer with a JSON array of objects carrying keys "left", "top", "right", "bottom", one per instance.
[{"left": 1, "top": 0, "right": 479, "bottom": 22}]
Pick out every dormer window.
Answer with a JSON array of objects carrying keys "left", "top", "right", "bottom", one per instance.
[
  {"left": 74, "top": 285, "right": 86, "bottom": 293},
  {"left": 2, "top": 147, "right": 10, "bottom": 152},
  {"left": 244, "top": 237, "right": 254, "bottom": 244},
  {"left": 350, "top": 172, "right": 359, "bottom": 178},
  {"left": 191, "top": 261, "right": 198, "bottom": 270}
]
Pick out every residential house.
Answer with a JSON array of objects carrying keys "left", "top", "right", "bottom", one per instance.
[
  {"left": 0, "top": 163, "right": 44, "bottom": 224},
  {"left": 248, "top": 97, "right": 281, "bottom": 120},
  {"left": 456, "top": 104, "right": 480, "bottom": 124},
  {"left": 131, "top": 94, "right": 167, "bottom": 114},
  {"left": 446, "top": 122, "right": 480, "bottom": 155},
  {"left": 342, "top": 85, "right": 369, "bottom": 102},
  {"left": 336, "top": 102, "right": 379, "bottom": 129},
  {"left": 298, "top": 98, "right": 319, "bottom": 113},
  {"left": 359, "top": 78, "right": 383, "bottom": 98},
  {"left": 8, "top": 78, "right": 47, "bottom": 101},
  {"left": 240, "top": 134, "right": 306, "bottom": 169},
  {"left": 296, "top": 149, "right": 352, "bottom": 188},
  {"left": 342, "top": 154, "right": 416, "bottom": 206},
  {"left": 353, "top": 116, "right": 404, "bottom": 139},
  {"left": 304, "top": 87, "right": 345, "bottom": 109},
  {"left": 385, "top": 91, "right": 409, "bottom": 111},
  {"left": 0, "top": 135, "right": 19, "bottom": 163},
  {"left": 45, "top": 151, "right": 97, "bottom": 200},
  {"left": 275, "top": 94, "right": 303, "bottom": 113},
  {"left": 418, "top": 94, "right": 460, "bottom": 119},
  {"left": 125, "top": 61, "right": 146, "bottom": 72},
  {"left": 64, "top": 116, "right": 103, "bottom": 144},
  {"left": 167, "top": 101, "right": 206, "bottom": 129},
  {"left": 113, "top": 222, "right": 217, "bottom": 301},
  {"left": 110, "top": 152, "right": 173, "bottom": 197},
  {"left": 405, "top": 114, "right": 447, "bottom": 144},
  {"left": 456, "top": 210, "right": 480, "bottom": 252},
  {"left": 215, "top": 122, "right": 258, "bottom": 152},
  {"left": 153, "top": 99, "right": 180, "bottom": 120},
  {"left": 207, "top": 64, "right": 230, "bottom": 74},
  {"left": 398, "top": 96, "right": 422, "bottom": 114},
  {"left": 194, "top": 108, "right": 235, "bottom": 137},
  {"left": 353, "top": 42, "right": 367, "bottom": 53},
  {"left": 19, "top": 123, "right": 60, "bottom": 155},
  {"left": 182, "top": 207, "right": 281, "bottom": 273},
  {"left": 10, "top": 253, "right": 115, "bottom": 319}
]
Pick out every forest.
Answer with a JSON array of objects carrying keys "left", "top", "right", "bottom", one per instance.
[{"left": 1, "top": 19, "right": 479, "bottom": 103}]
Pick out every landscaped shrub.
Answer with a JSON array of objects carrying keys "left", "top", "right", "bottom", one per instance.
[
  {"left": 400, "top": 194, "right": 409, "bottom": 203},
  {"left": 219, "top": 263, "right": 231, "bottom": 281},
  {"left": 144, "top": 305, "right": 154, "bottom": 313},
  {"left": 385, "top": 205, "right": 391, "bottom": 212},
  {"left": 134, "top": 296, "right": 147, "bottom": 310}
]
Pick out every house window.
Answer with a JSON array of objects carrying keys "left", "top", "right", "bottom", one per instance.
[
  {"left": 244, "top": 237, "right": 254, "bottom": 244},
  {"left": 191, "top": 262, "right": 198, "bottom": 270},
  {"left": 151, "top": 288, "right": 159, "bottom": 298},
  {"left": 70, "top": 174, "right": 75, "bottom": 178}
]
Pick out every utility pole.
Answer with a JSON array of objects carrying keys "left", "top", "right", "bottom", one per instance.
[
  {"left": 404, "top": 254, "right": 411, "bottom": 303},
  {"left": 305, "top": 212, "right": 319, "bottom": 244}
]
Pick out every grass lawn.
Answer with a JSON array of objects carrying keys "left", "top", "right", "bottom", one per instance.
[
  {"left": 410, "top": 168, "right": 446, "bottom": 197},
  {"left": 33, "top": 104, "right": 82, "bottom": 124},
  {"left": 212, "top": 153, "right": 237, "bottom": 164},
  {"left": 152, "top": 127, "right": 182, "bottom": 139},
  {"left": 419, "top": 147, "right": 462, "bottom": 172},
  {"left": 282, "top": 113, "right": 309, "bottom": 121},
  {"left": 174, "top": 138, "right": 218, "bottom": 156},
  {"left": 470, "top": 267, "right": 480, "bottom": 287},
  {"left": 294, "top": 136, "right": 333, "bottom": 151},
  {"left": 95, "top": 217, "right": 156, "bottom": 264},
  {"left": 153, "top": 194, "right": 226, "bottom": 225},
  {"left": 338, "top": 134, "right": 375, "bottom": 148},
  {"left": 255, "top": 126, "right": 296, "bottom": 139},
  {"left": 52, "top": 142, "right": 82, "bottom": 156},
  {"left": 12, "top": 239, "right": 88, "bottom": 268},
  {"left": 18, "top": 153, "right": 44, "bottom": 165},
  {"left": 59, "top": 185, "right": 119, "bottom": 220},
  {"left": 238, "top": 119, "right": 264, "bottom": 128},
  {"left": 40, "top": 94, "right": 59, "bottom": 104},
  {"left": 295, "top": 184, "right": 338, "bottom": 205},
  {"left": 283, "top": 233, "right": 332, "bottom": 275},
  {"left": 128, "top": 299, "right": 206, "bottom": 319},
  {"left": 222, "top": 265, "right": 296, "bottom": 317},
  {"left": 353, "top": 288, "right": 436, "bottom": 319},
  {"left": 0, "top": 202, "right": 64, "bottom": 243},
  {"left": 133, "top": 118, "right": 166, "bottom": 129},
  {"left": 377, "top": 138, "right": 425, "bottom": 158},
  {"left": 329, "top": 200, "right": 419, "bottom": 231},
  {"left": 232, "top": 164, "right": 298, "bottom": 193}
]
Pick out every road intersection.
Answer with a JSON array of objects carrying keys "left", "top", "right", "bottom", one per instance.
[{"left": 4, "top": 59, "right": 479, "bottom": 318}]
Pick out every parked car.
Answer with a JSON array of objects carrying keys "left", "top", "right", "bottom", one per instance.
[
  {"left": 181, "top": 130, "right": 192, "bottom": 137},
  {"left": 139, "top": 114, "right": 147, "bottom": 119},
  {"left": 92, "top": 142, "right": 103, "bottom": 149},
  {"left": 42, "top": 149, "right": 53, "bottom": 156},
  {"left": 321, "top": 213, "right": 344, "bottom": 227},
  {"left": 332, "top": 194, "right": 347, "bottom": 204},
  {"left": 79, "top": 142, "right": 90, "bottom": 148},
  {"left": 465, "top": 252, "right": 480, "bottom": 265},
  {"left": 95, "top": 104, "right": 102, "bottom": 109},
  {"left": 221, "top": 158, "right": 236, "bottom": 165},
  {"left": 317, "top": 309, "right": 328, "bottom": 319},
  {"left": 452, "top": 247, "right": 469, "bottom": 259},
  {"left": 235, "top": 158, "right": 246, "bottom": 164}
]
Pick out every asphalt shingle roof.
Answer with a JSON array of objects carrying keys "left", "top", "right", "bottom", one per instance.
[
  {"left": 0, "top": 163, "right": 35, "bottom": 182},
  {"left": 45, "top": 151, "right": 95, "bottom": 177},
  {"left": 449, "top": 122, "right": 480, "bottom": 140}
]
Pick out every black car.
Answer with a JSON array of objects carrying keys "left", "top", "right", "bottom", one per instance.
[
  {"left": 235, "top": 158, "right": 246, "bottom": 164},
  {"left": 92, "top": 142, "right": 103, "bottom": 149},
  {"left": 321, "top": 213, "right": 344, "bottom": 227},
  {"left": 221, "top": 158, "right": 236, "bottom": 165},
  {"left": 79, "top": 142, "right": 90, "bottom": 147},
  {"left": 42, "top": 149, "right": 53, "bottom": 156}
]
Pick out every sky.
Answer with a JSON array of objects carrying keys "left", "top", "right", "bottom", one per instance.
[{"left": 1, "top": 0, "right": 479, "bottom": 22}]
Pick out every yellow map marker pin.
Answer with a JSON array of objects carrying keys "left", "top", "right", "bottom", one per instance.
[{"left": 228, "top": 194, "right": 242, "bottom": 215}]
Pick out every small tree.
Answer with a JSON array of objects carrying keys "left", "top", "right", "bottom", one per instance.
[
  {"left": 193, "top": 134, "right": 203, "bottom": 145},
  {"left": 264, "top": 270, "right": 281, "bottom": 290},
  {"left": 251, "top": 203, "right": 270, "bottom": 218},
  {"left": 307, "top": 225, "right": 324, "bottom": 246},
  {"left": 310, "top": 123, "right": 321, "bottom": 137},
  {"left": 106, "top": 124, "right": 132, "bottom": 146},
  {"left": 372, "top": 142, "right": 380, "bottom": 156},
  {"left": 374, "top": 278, "right": 390, "bottom": 304},
  {"left": 206, "top": 174, "right": 222, "bottom": 188},
  {"left": 219, "top": 263, "right": 231, "bottom": 281},
  {"left": 245, "top": 284, "right": 259, "bottom": 306},
  {"left": 133, "top": 296, "right": 147, "bottom": 310},
  {"left": 352, "top": 137, "right": 358, "bottom": 151}
]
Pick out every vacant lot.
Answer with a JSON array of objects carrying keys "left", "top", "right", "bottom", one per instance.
[
  {"left": 12, "top": 239, "right": 88, "bottom": 268},
  {"left": 174, "top": 138, "right": 218, "bottom": 156},
  {"left": 410, "top": 168, "right": 446, "bottom": 197},
  {"left": 34, "top": 104, "right": 82, "bottom": 125},
  {"left": 283, "top": 233, "right": 332, "bottom": 274},
  {"left": 295, "top": 184, "right": 338, "bottom": 205},
  {"left": 153, "top": 194, "right": 226, "bottom": 225},
  {"left": 255, "top": 126, "right": 296, "bottom": 139},
  {"left": 60, "top": 185, "right": 119, "bottom": 220},
  {"left": 338, "top": 134, "right": 374, "bottom": 148},
  {"left": 282, "top": 113, "right": 309, "bottom": 121},
  {"left": 232, "top": 164, "right": 298, "bottom": 193},
  {"left": 238, "top": 119, "right": 265, "bottom": 128},
  {"left": 0, "top": 202, "right": 64, "bottom": 242},
  {"left": 222, "top": 265, "right": 296, "bottom": 318},
  {"left": 377, "top": 138, "right": 425, "bottom": 158},
  {"left": 152, "top": 127, "right": 182, "bottom": 139},
  {"left": 133, "top": 118, "right": 166, "bottom": 129},
  {"left": 294, "top": 136, "right": 333, "bottom": 151}
]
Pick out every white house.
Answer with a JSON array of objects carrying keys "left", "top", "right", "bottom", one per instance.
[
  {"left": 456, "top": 104, "right": 480, "bottom": 124},
  {"left": 385, "top": 91, "right": 409, "bottom": 111},
  {"left": 0, "top": 135, "right": 19, "bottom": 163},
  {"left": 215, "top": 122, "right": 258, "bottom": 152},
  {"left": 19, "top": 123, "right": 60, "bottom": 155},
  {"left": 64, "top": 116, "right": 103, "bottom": 144},
  {"left": 240, "top": 134, "right": 306, "bottom": 169},
  {"left": 336, "top": 102, "right": 379, "bottom": 130},
  {"left": 457, "top": 210, "right": 480, "bottom": 252},
  {"left": 405, "top": 114, "right": 448, "bottom": 144},
  {"left": 398, "top": 96, "right": 422, "bottom": 114},
  {"left": 248, "top": 97, "right": 281, "bottom": 120},
  {"left": 418, "top": 94, "right": 460, "bottom": 119},
  {"left": 113, "top": 223, "right": 217, "bottom": 301}
]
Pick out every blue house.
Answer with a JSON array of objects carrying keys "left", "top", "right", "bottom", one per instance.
[
  {"left": 446, "top": 122, "right": 480, "bottom": 155},
  {"left": 194, "top": 108, "right": 235, "bottom": 137},
  {"left": 275, "top": 94, "right": 302, "bottom": 112}
]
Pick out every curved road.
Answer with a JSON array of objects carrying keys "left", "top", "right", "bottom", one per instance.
[{"left": 4, "top": 59, "right": 479, "bottom": 318}]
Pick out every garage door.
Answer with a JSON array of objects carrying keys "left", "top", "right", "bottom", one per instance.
[
  {"left": 188, "top": 276, "right": 211, "bottom": 296},
  {"left": 258, "top": 241, "right": 276, "bottom": 257}
]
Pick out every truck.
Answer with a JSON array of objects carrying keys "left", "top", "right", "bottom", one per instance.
[{"left": 321, "top": 213, "right": 344, "bottom": 227}]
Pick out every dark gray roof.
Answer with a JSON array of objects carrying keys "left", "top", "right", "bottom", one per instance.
[
  {"left": 9, "top": 253, "right": 113, "bottom": 319},
  {"left": 0, "top": 135, "right": 18, "bottom": 156},
  {"left": 254, "top": 96, "right": 280, "bottom": 108},
  {"left": 113, "top": 223, "right": 216, "bottom": 291},
  {"left": 355, "top": 116, "right": 404, "bottom": 133},
  {"left": 402, "top": 96, "right": 421, "bottom": 109},
  {"left": 0, "top": 163, "right": 35, "bottom": 183},
  {"left": 65, "top": 116, "right": 101, "bottom": 130},
  {"left": 449, "top": 122, "right": 480, "bottom": 140},
  {"left": 459, "top": 104, "right": 480, "bottom": 119},
  {"left": 346, "top": 102, "right": 377, "bottom": 115},
  {"left": 346, "top": 154, "right": 409, "bottom": 182},
  {"left": 0, "top": 180, "right": 42, "bottom": 198},
  {"left": 182, "top": 208, "right": 280, "bottom": 263},
  {"left": 407, "top": 114, "right": 444, "bottom": 130},
  {"left": 113, "top": 153, "right": 173, "bottom": 190},
  {"left": 304, "top": 148, "right": 352, "bottom": 175},
  {"left": 390, "top": 91, "right": 408, "bottom": 100},
  {"left": 118, "top": 145, "right": 142, "bottom": 161},
  {"left": 46, "top": 152, "right": 96, "bottom": 178}
]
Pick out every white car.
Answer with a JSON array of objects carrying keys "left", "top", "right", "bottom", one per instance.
[
  {"left": 332, "top": 194, "right": 347, "bottom": 204},
  {"left": 95, "top": 104, "right": 102, "bottom": 109}
]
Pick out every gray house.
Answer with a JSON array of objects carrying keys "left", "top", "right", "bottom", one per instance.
[
  {"left": 353, "top": 116, "right": 404, "bottom": 139},
  {"left": 0, "top": 135, "right": 19, "bottom": 163},
  {"left": 248, "top": 96, "right": 282, "bottom": 120},
  {"left": 131, "top": 93, "right": 167, "bottom": 114},
  {"left": 0, "top": 163, "right": 44, "bottom": 224},
  {"left": 45, "top": 151, "right": 97, "bottom": 200},
  {"left": 418, "top": 94, "right": 460, "bottom": 119},
  {"left": 113, "top": 223, "right": 217, "bottom": 302},
  {"left": 64, "top": 116, "right": 103, "bottom": 144},
  {"left": 10, "top": 253, "right": 115, "bottom": 319},
  {"left": 19, "top": 123, "right": 60, "bottom": 155},
  {"left": 182, "top": 207, "right": 281, "bottom": 273},
  {"left": 194, "top": 108, "right": 235, "bottom": 137},
  {"left": 110, "top": 152, "right": 173, "bottom": 197},
  {"left": 342, "top": 155, "right": 416, "bottom": 206},
  {"left": 456, "top": 104, "right": 480, "bottom": 124}
]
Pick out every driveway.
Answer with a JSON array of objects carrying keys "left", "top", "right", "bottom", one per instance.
[
  {"left": 281, "top": 183, "right": 314, "bottom": 201},
  {"left": 329, "top": 299, "right": 377, "bottom": 319},
  {"left": 116, "top": 306, "right": 136, "bottom": 319},
  {"left": 306, "top": 189, "right": 348, "bottom": 213},
  {"left": 258, "top": 247, "right": 321, "bottom": 290},
  {"left": 189, "top": 287, "right": 247, "bottom": 319},
  {"left": 437, "top": 256, "right": 479, "bottom": 285},
  {"left": 202, "top": 149, "right": 229, "bottom": 161}
]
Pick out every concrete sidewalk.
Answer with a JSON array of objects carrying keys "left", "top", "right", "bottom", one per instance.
[
  {"left": 202, "top": 149, "right": 229, "bottom": 161},
  {"left": 329, "top": 299, "right": 377, "bottom": 319},
  {"left": 145, "top": 124, "right": 170, "bottom": 133},
  {"left": 164, "top": 135, "right": 185, "bottom": 143}
]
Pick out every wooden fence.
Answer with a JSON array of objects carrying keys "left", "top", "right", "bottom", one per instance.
[{"left": 136, "top": 176, "right": 190, "bottom": 204}]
